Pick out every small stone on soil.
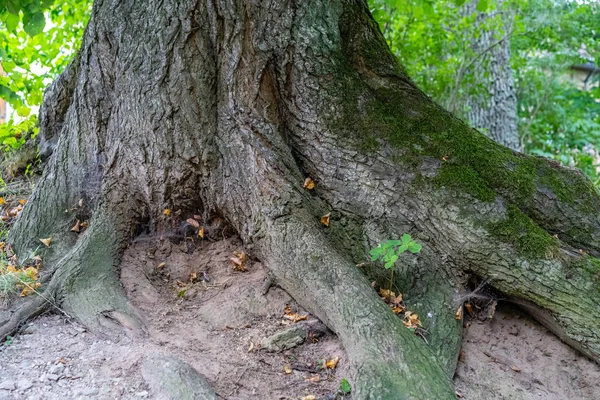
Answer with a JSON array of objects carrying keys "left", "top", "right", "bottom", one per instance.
[{"left": 0, "top": 381, "right": 16, "bottom": 391}]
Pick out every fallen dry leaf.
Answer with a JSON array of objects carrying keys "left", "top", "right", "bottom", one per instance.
[
  {"left": 301, "top": 396, "right": 317, "bottom": 400},
  {"left": 157, "top": 262, "right": 166, "bottom": 269},
  {"left": 403, "top": 311, "right": 423, "bottom": 329},
  {"left": 40, "top": 238, "right": 52, "bottom": 247},
  {"left": 0, "top": 197, "right": 5, "bottom": 205},
  {"left": 248, "top": 342, "right": 254, "bottom": 352},
  {"left": 198, "top": 227, "right": 205, "bottom": 238},
  {"left": 283, "top": 365, "right": 292, "bottom": 374},
  {"left": 456, "top": 391, "right": 463, "bottom": 398},
  {"left": 510, "top": 365, "right": 521, "bottom": 373},
  {"left": 163, "top": 209, "right": 171, "bottom": 216},
  {"left": 283, "top": 313, "right": 308, "bottom": 323},
  {"left": 305, "top": 375, "right": 320, "bottom": 383},
  {"left": 320, "top": 212, "right": 331, "bottom": 227},
  {"left": 303, "top": 177, "right": 315, "bottom": 190},
  {"left": 189, "top": 272, "right": 197, "bottom": 283},
  {"left": 19, "top": 199, "right": 26, "bottom": 205},
  {"left": 78, "top": 199, "right": 83, "bottom": 207},
  {"left": 379, "top": 289, "right": 402, "bottom": 305},
  {"left": 230, "top": 251, "right": 249, "bottom": 271},
  {"left": 324, "top": 356, "right": 339, "bottom": 369},
  {"left": 81, "top": 221, "right": 89, "bottom": 229},
  {"left": 456, "top": 305, "right": 463, "bottom": 320},
  {"left": 186, "top": 218, "right": 200, "bottom": 228},
  {"left": 9, "top": 205, "right": 22, "bottom": 217},
  {"left": 283, "top": 305, "right": 293, "bottom": 315},
  {"left": 71, "top": 220, "right": 81, "bottom": 233},
  {"left": 465, "top": 303, "right": 474, "bottom": 317},
  {"left": 391, "top": 306, "right": 404, "bottom": 314}
]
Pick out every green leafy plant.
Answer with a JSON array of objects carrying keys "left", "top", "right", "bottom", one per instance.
[
  {"left": 3, "top": 335, "right": 12, "bottom": 346},
  {"left": 339, "top": 378, "right": 352, "bottom": 395},
  {"left": 369, "top": 234, "right": 422, "bottom": 291}
]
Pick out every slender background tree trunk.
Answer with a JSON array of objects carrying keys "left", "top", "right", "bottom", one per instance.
[{"left": 461, "top": 0, "right": 520, "bottom": 151}]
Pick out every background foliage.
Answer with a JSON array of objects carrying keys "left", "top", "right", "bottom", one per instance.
[
  {"left": 370, "top": 0, "right": 600, "bottom": 184},
  {"left": 0, "top": 0, "right": 90, "bottom": 155}
]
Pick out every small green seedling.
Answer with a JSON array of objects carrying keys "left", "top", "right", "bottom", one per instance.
[
  {"left": 339, "top": 378, "right": 352, "bottom": 395},
  {"left": 369, "top": 234, "right": 422, "bottom": 291},
  {"left": 3, "top": 335, "right": 13, "bottom": 346}
]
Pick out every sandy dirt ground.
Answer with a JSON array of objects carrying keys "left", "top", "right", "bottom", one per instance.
[{"left": 1, "top": 235, "right": 599, "bottom": 399}]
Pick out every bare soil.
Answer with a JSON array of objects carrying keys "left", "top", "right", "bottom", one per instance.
[{"left": 1, "top": 234, "right": 599, "bottom": 399}]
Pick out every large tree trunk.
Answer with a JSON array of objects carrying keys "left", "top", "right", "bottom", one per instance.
[{"left": 2, "top": 0, "right": 600, "bottom": 398}]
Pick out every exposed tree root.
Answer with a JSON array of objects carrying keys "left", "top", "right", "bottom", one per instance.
[
  {"left": 50, "top": 208, "right": 147, "bottom": 337},
  {"left": 262, "top": 212, "right": 456, "bottom": 399},
  {"left": 0, "top": 295, "right": 50, "bottom": 341}
]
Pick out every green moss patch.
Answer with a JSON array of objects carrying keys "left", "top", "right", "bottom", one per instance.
[{"left": 487, "top": 204, "right": 557, "bottom": 259}]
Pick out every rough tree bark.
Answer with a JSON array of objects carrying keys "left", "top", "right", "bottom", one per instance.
[
  {"left": 1, "top": 0, "right": 600, "bottom": 398},
  {"left": 460, "top": 0, "right": 520, "bottom": 151}
]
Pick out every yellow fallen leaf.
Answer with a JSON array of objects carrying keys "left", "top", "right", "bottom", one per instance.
[
  {"left": 231, "top": 251, "right": 249, "bottom": 271},
  {"left": 465, "top": 303, "right": 474, "bottom": 317},
  {"left": 283, "top": 365, "right": 292, "bottom": 374},
  {"left": 456, "top": 305, "right": 463, "bottom": 320},
  {"left": 325, "top": 356, "right": 339, "bottom": 369},
  {"left": 198, "top": 227, "right": 205, "bottom": 238},
  {"left": 391, "top": 306, "right": 404, "bottom": 314},
  {"left": 0, "top": 197, "right": 5, "bottom": 205},
  {"left": 303, "top": 177, "right": 315, "bottom": 190},
  {"left": 283, "top": 313, "right": 308, "bottom": 323},
  {"left": 163, "top": 209, "right": 171, "bottom": 216},
  {"left": 283, "top": 305, "right": 293, "bottom": 315},
  {"left": 81, "top": 221, "right": 89, "bottom": 229},
  {"left": 71, "top": 220, "right": 81, "bottom": 233},
  {"left": 19, "top": 199, "right": 26, "bottom": 205},
  {"left": 320, "top": 212, "right": 331, "bottom": 227},
  {"left": 403, "top": 311, "right": 423, "bottom": 329},
  {"left": 40, "top": 238, "right": 52, "bottom": 247}
]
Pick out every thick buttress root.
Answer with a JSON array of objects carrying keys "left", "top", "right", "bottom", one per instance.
[
  {"left": 1, "top": 205, "right": 146, "bottom": 341},
  {"left": 49, "top": 207, "right": 147, "bottom": 337},
  {"left": 0, "top": 295, "right": 50, "bottom": 341},
  {"left": 262, "top": 212, "right": 457, "bottom": 399}
]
